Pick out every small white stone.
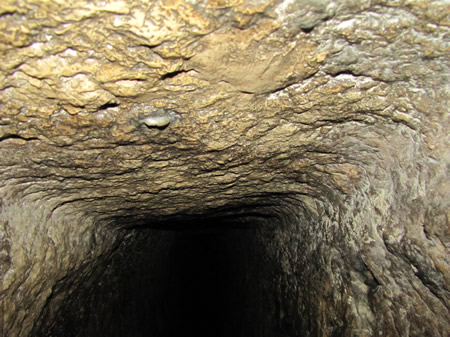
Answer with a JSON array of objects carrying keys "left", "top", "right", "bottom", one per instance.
[
  {"left": 141, "top": 115, "right": 171, "bottom": 128},
  {"left": 64, "top": 48, "right": 78, "bottom": 57}
]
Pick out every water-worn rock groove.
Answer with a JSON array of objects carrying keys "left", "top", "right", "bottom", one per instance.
[{"left": 0, "top": 1, "right": 449, "bottom": 336}]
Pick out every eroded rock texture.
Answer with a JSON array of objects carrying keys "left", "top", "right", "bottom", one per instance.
[{"left": 0, "top": 0, "right": 449, "bottom": 336}]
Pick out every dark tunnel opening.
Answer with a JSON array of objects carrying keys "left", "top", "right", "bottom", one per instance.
[
  {"left": 166, "top": 229, "right": 241, "bottom": 337},
  {"left": 33, "top": 211, "right": 293, "bottom": 337}
]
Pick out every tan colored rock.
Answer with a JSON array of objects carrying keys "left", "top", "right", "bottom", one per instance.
[{"left": 0, "top": 1, "right": 449, "bottom": 336}]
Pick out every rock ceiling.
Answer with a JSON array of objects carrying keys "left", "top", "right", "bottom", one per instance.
[{"left": 0, "top": 1, "right": 448, "bottom": 336}]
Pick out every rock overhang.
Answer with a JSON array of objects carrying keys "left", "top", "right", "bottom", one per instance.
[{"left": 0, "top": 1, "right": 449, "bottom": 336}]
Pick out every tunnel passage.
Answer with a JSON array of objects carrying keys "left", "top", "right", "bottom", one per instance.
[
  {"left": 19, "top": 171, "right": 450, "bottom": 337},
  {"left": 1, "top": 1, "right": 449, "bottom": 336},
  {"left": 32, "top": 205, "right": 310, "bottom": 337}
]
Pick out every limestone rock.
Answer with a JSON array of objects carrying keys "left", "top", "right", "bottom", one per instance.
[{"left": 0, "top": 1, "right": 448, "bottom": 337}]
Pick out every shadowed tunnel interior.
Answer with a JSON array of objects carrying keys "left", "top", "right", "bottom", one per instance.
[
  {"left": 167, "top": 228, "right": 250, "bottom": 337},
  {"left": 26, "top": 177, "right": 450, "bottom": 337},
  {"left": 33, "top": 205, "right": 304, "bottom": 337}
]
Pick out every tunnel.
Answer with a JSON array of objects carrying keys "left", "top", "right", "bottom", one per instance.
[
  {"left": 31, "top": 201, "right": 322, "bottom": 337},
  {"left": 1, "top": 1, "right": 449, "bottom": 337}
]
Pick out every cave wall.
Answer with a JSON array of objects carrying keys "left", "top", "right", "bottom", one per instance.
[
  {"left": 32, "top": 228, "right": 175, "bottom": 337},
  {"left": 0, "top": 1, "right": 449, "bottom": 337}
]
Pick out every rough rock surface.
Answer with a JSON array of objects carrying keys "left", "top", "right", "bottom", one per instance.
[{"left": 0, "top": 0, "right": 449, "bottom": 336}]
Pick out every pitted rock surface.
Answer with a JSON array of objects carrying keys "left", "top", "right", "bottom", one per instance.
[{"left": 0, "top": 1, "right": 449, "bottom": 337}]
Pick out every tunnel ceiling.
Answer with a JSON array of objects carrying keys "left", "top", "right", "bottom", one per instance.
[
  {"left": 1, "top": 0, "right": 447, "bottom": 222},
  {"left": 0, "top": 1, "right": 449, "bottom": 337}
]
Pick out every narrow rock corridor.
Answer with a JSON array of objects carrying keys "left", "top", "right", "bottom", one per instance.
[{"left": 1, "top": 1, "right": 448, "bottom": 336}]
